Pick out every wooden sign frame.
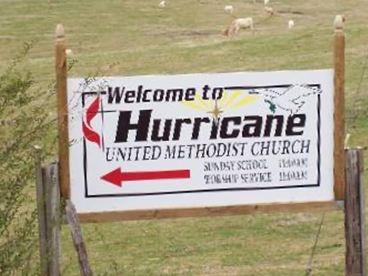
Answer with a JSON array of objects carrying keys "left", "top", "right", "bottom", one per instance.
[{"left": 55, "top": 16, "right": 345, "bottom": 223}]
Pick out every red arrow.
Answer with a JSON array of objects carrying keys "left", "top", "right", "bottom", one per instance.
[{"left": 101, "top": 168, "right": 190, "bottom": 187}]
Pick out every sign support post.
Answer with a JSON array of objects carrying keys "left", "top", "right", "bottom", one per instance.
[
  {"left": 55, "top": 23, "right": 70, "bottom": 199},
  {"left": 333, "top": 15, "right": 346, "bottom": 200},
  {"left": 54, "top": 24, "right": 93, "bottom": 274}
]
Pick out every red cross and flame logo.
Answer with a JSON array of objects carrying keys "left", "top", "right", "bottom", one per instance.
[{"left": 82, "top": 96, "right": 101, "bottom": 148}]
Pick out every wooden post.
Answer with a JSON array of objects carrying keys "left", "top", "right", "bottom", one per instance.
[
  {"left": 55, "top": 23, "right": 70, "bottom": 199},
  {"left": 65, "top": 200, "right": 93, "bottom": 276},
  {"left": 44, "top": 163, "right": 61, "bottom": 276},
  {"left": 36, "top": 158, "right": 61, "bottom": 276},
  {"left": 333, "top": 15, "right": 346, "bottom": 200},
  {"left": 35, "top": 146, "right": 48, "bottom": 276},
  {"left": 345, "top": 148, "right": 366, "bottom": 275}
]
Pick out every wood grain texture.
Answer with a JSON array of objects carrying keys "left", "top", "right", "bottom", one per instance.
[
  {"left": 333, "top": 24, "right": 346, "bottom": 200},
  {"left": 55, "top": 24, "right": 70, "bottom": 199},
  {"left": 65, "top": 200, "right": 93, "bottom": 276},
  {"left": 345, "top": 149, "right": 366, "bottom": 276},
  {"left": 44, "top": 163, "right": 61, "bottom": 276},
  {"left": 78, "top": 201, "right": 340, "bottom": 223}
]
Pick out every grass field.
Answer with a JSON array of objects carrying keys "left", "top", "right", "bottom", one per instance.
[{"left": 1, "top": 0, "right": 368, "bottom": 275}]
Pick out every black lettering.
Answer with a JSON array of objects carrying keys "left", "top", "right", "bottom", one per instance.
[
  {"left": 165, "top": 88, "right": 184, "bottom": 102},
  {"left": 151, "top": 119, "right": 172, "bottom": 141},
  {"left": 263, "top": 115, "right": 283, "bottom": 136},
  {"left": 153, "top": 89, "right": 164, "bottom": 101},
  {"left": 242, "top": 116, "right": 262, "bottom": 137},
  {"left": 220, "top": 117, "right": 241, "bottom": 138},
  {"left": 286, "top": 114, "right": 306, "bottom": 135},
  {"left": 185, "top": 88, "right": 196, "bottom": 101},
  {"left": 107, "top": 86, "right": 124, "bottom": 104},
  {"left": 125, "top": 90, "right": 135, "bottom": 103},
  {"left": 173, "top": 118, "right": 192, "bottom": 140},
  {"left": 114, "top": 110, "right": 152, "bottom": 142},
  {"left": 192, "top": 117, "right": 210, "bottom": 139}
]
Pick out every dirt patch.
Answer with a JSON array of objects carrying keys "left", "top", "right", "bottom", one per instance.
[
  {"left": 278, "top": 10, "right": 305, "bottom": 15},
  {"left": 149, "top": 29, "right": 218, "bottom": 38}
]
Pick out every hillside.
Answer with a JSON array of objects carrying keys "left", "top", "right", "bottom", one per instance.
[{"left": 0, "top": 0, "right": 367, "bottom": 275}]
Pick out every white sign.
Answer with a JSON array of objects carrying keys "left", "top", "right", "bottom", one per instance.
[{"left": 68, "top": 70, "right": 334, "bottom": 214}]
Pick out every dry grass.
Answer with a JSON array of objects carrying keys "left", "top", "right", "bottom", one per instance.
[{"left": 1, "top": 0, "right": 368, "bottom": 275}]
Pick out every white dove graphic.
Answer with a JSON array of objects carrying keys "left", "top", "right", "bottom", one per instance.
[{"left": 251, "top": 84, "right": 321, "bottom": 114}]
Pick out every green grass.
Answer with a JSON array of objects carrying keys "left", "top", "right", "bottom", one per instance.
[{"left": 1, "top": 0, "right": 368, "bottom": 275}]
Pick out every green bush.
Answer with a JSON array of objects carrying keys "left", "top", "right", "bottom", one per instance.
[{"left": 0, "top": 42, "right": 54, "bottom": 275}]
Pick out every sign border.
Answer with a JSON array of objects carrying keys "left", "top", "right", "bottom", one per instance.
[{"left": 80, "top": 85, "right": 323, "bottom": 199}]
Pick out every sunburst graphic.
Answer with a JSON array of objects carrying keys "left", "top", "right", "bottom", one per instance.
[
  {"left": 182, "top": 84, "right": 322, "bottom": 119},
  {"left": 181, "top": 90, "right": 260, "bottom": 121}
]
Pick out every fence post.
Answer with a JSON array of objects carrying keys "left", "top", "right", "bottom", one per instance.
[
  {"left": 44, "top": 163, "right": 61, "bottom": 276},
  {"left": 345, "top": 148, "right": 366, "bottom": 275},
  {"left": 35, "top": 147, "right": 48, "bottom": 276}
]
